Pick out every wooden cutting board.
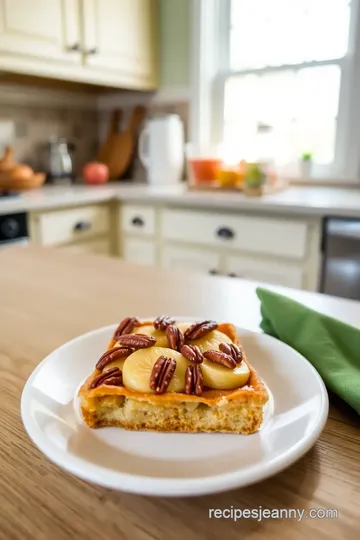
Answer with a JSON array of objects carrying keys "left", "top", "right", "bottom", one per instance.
[
  {"left": 98, "top": 106, "right": 146, "bottom": 180},
  {"left": 97, "top": 109, "right": 123, "bottom": 167}
]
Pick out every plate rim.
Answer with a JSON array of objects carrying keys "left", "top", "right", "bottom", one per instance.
[{"left": 21, "top": 322, "right": 329, "bottom": 497}]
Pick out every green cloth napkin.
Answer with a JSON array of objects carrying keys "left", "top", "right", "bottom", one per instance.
[{"left": 256, "top": 287, "right": 360, "bottom": 414}]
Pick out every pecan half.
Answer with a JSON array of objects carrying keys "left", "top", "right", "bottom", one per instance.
[
  {"left": 184, "top": 320, "right": 218, "bottom": 341},
  {"left": 102, "top": 374, "right": 123, "bottom": 387},
  {"left": 180, "top": 344, "right": 203, "bottom": 364},
  {"left": 203, "top": 349, "right": 236, "bottom": 369},
  {"left": 113, "top": 317, "right": 139, "bottom": 340},
  {"left": 185, "top": 364, "right": 203, "bottom": 396},
  {"left": 154, "top": 315, "right": 175, "bottom": 331},
  {"left": 90, "top": 366, "right": 121, "bottom": 389},
  {"left": 219, "top": 342, "right": 242, "bottom": 364},
  {"left": 166, "top": 325, "right": 185, "bottom": 351},
  {"left": 96, "top": 346, "right": 133, "bottom": 371},
  {"left": 150, "top": 356, "right": 177, "bottom": 394},
  {"left": 116, "top": 333, "right": 156, "bottom": 349}
]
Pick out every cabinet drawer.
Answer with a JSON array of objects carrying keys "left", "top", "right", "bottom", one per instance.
[
  {"left": 61, "top": 239, "right": 110, "bottom": 256},
  {"left": 123, "top": 237, "right": 156, "bottom": 266},
  {"left": 34, "top": 206, "right": 110, "bottom": 246},
  {"left": 161, "top": 245, "right": 221, "bottom": 275},
  {"left": 225, "top": 255, "right": 304, "bottom": 288},
  {"left": 121, "top": 205, "right": 155, "bottom": 236},
  {"left": 161, "top": 209, "right": 308, "bottom": 259}
]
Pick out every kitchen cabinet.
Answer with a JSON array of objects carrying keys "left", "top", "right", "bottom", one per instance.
[
  {"left": 0, "top": 0, "right": 158, "bottom": 90},
  {"left": 61, "top": 238, "right": 111, "bottom": 255},
  {"left": 224, "top": 255, "right": 304, "bottom": 289},
  {"left": 161, "top": 245, "right": 221, "bottom": 274},
  {"left": 29, "top": 204, "right": 112, "bottom": 253},
  {"left": 120, "top": 203, "right": 321, "bottom": 291},
  {"left": 0, "top": 0, "right": 81, "bottom": 65},
  {"left": 123, "top": 237, "right": 156, "bottom": 266},
  {"left": 82, "top": 0, "right": 157, "bottom": 89}
]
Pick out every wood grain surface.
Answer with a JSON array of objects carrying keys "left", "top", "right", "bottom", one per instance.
[{"left": 0, "top": 246, "right": 359, "bottom": 540}]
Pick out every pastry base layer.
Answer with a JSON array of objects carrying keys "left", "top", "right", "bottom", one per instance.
[{"left": 81, "top": 394, "right": 265, "bottom": 434}]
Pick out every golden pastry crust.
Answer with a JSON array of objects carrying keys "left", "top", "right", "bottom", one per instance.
[{"left": 79, "top": 320, "right": 268, "bottom": 434}]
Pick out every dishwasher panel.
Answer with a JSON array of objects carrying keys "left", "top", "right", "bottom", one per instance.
[{"left": 322, "top": 218, "right": 360, "bottom": 300}]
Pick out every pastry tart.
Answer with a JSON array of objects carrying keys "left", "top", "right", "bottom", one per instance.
[{"left": 79, "top": 317, "right": 268, "bottom": 434}]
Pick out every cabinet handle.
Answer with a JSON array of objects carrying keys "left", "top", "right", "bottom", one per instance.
[
  {"left": 216, "top": 227, "right": 235, "bottom": 240},
  {"left": 131, "top": 216, "right": 144, "bottom": 227},
  {"left": 86, "top": 47, "right": 98, "bottom": 55},
  {"left": 67, "top": 43, "right": 80, "bottom": 52},
  {"left": 208, "top": 269, "right": 219, "bottom": 275},
  {"left": 73, "top": 221, "right": 91, "bottom": 232}
]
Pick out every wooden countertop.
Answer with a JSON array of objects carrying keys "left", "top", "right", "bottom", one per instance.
[{"left": 1, "top": 246, "right": 359, "bottom": 540}]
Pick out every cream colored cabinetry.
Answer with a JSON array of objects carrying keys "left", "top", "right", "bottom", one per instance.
[
  {"left": 0, "top": 0, "right": 80, "bottom": 64},
  {"left": 82, "top": 0, "right": 157, "bottom": 89},
  {"left": 0, "top": 0, "right": 157, "bottom": 90},
  {"left": 224, "top": 255, "right": 305, "bottom": 288},
  {"left": 29, "top": 204, "right": 112, "bottom": 254},
  {"left": 119, "top": 204, "right": 157, "bottom": 266},
  {"left": 120, "top": 204, "right": 321, "bottom": 291},
  {"left": 161, "top": 246, "right": 221, "bottom": 275}
]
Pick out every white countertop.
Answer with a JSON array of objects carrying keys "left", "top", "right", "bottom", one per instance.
[{"left": 2, "top": 183, "right": 360, "bottom": 218}]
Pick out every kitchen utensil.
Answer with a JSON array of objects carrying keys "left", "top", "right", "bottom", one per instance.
[
  {"left": 21, "top": 320, "right": 328, "bottom": 496},
  {"left": 99, "top": 106, "right": 146, "bottom": 180},
  {"left": 43, "top": 136, "right": 75, "bottom": 184},
  {"left": 138, "top": 114, "right": 184, "bottom": 185},
  {"left": 97, "top": 109, "right": 123, "bottom": 166}
]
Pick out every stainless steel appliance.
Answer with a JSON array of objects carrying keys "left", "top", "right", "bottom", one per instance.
[
  {"left": 43, "top": 136, "right": 75, "bottom": 184},
  {"left": 0, "top": 209, "right": 28, "bottom": 249},
  {"left": 322, "top": 218, "right": 360, "bottom": 300}
]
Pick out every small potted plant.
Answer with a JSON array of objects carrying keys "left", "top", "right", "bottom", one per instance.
[{"left": 300, "top": 152, "right": 312, "bottom": 179}]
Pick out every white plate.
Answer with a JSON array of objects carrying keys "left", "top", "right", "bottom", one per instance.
[{"left": 21, "top": 321, "right": 328, "bottom": 497}]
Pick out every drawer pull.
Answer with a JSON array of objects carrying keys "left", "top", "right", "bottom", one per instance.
[
  {"left": 216, "top": 227, "right": 235, "bottom": 240},
  {"left": 208, "top": 269, "right": 219, "bottom": 275},
  {"left": 74, "top": 221, "right": 92, "bottom": 232},
  {"left": 131, "top": 216, "right": 145, "bottom": 227}
]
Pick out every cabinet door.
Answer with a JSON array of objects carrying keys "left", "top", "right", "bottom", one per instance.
[
  {"left": 61, "top": 238, "right": 111, "bottom": 255},
  {"left": 82, "top": 0, "right": 157, "bottom": 89},
  {"left": 225, "top": 255, "right": 304, "bottom": 289},
  {"left": 123, "top": 237, "right": 156, "bottom": 266},
  {"left": 162, "top": 246, "right": 221, "bottom": 276},
  {"left": 0, "top": 0, "right": 81, "bottom": 64}
]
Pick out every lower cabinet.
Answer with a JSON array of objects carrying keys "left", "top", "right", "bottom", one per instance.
[
  {"left": 61, "top": 238, "right": 111, "bottom": 255},
  {"left": 161, "top": 245, "right": 221, "bottom": 275},
  {"left": 224, "top": 255, "right": 304, "bottom": 288},
  {"left": 122, "top": 237, "right": 156, "bottom": 266}
]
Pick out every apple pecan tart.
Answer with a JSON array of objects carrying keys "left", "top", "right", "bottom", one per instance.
[{"left": 79, "top": 317, "right": 268, "bottom": 434}]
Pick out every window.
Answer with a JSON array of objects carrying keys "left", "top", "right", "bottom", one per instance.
[{"left": 191, "top": 0, "right": 360, "bottom": 181}]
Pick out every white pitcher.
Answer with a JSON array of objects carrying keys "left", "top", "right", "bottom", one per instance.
[{"left": 138, "top": 114, "right": 184, "bottom": 185}]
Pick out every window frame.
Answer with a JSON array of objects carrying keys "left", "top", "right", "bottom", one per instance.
[{"left": 189, "top": 0, "right": 360, "bottom": 183}]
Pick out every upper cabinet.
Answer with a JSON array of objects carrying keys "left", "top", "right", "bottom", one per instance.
[
  {"left": 82, "top": 0, "right": 157, "bottom": 89},
  {"left": 0, "top": 0, "right": 81, "bottom": 64},
  {"left": 0, "top": 0, "right": 158, "bottom": 90}
]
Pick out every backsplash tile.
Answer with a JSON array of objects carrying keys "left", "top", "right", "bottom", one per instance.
[{"left": 0, "top": 103, "right": 98, "bottom": 176}]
